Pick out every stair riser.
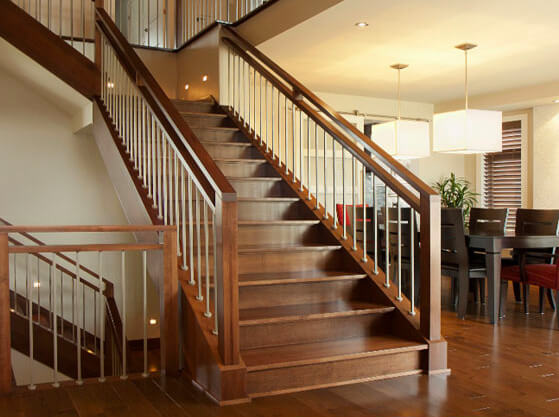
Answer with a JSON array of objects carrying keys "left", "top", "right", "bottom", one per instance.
[
  {"left": 238, "top": 248, "right": 346, "bottom": 275},
  {"left": 228, "top": 179, "right": 298, "bottom": 198},
  {"left": 172, "top": 101, "right": 218, "bottom": 113},
  {"left": 238, "top": 223, "right": 336, "bottom": 246},
  {"left": 239, "top": 278, "right": 369, "bottom": 309},
  {"left": 215, "top": 161, "right": 280, "bottom": 178},
  {"left": 237, "top": 200, "right": 315, "bottom": 221},
  {"left": 192, "top": 128, "right": 247, "bottom": 143},
  {"left": 182, "top": 114, "right": 235, "bottom": 128},
  {"left": 246, "top": 350, "right": 422, "bottom": 397},
  {"left": 203, "top": 144, "right": 263, "bottom": 160},
  {"left": 240, "top": 313, "right": 392, "bottom": 349}
]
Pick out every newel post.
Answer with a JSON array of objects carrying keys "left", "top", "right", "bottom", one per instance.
[
  {"left": 214, "top": 195, "right": 239, "bottom": 365},
  {"left": 419, "top": 193, "right": 447, "bottom": 373},
  {"left": 0, "top": 233, "right": 11, "bottom": 394},
  {"left": 161, "top": 229, "right": 179, "bottom": 376}
]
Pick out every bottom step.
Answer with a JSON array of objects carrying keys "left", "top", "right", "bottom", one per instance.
[{"left": 242, "top": 335, "right": 427, "bottom": 397}]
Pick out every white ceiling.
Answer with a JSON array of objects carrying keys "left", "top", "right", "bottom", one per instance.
[{"left": 259, "top": 0, "right": 559, "bottom": 104}]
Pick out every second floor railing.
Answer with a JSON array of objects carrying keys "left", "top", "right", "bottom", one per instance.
[{"left": 221, "top": 27, "right": 442, "bottom": 344}]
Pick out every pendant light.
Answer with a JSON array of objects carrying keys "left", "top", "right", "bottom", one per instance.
[
  {"left": 433, "top": 43, "right": 502, "bottom": 154},
  {"left": 371, "top": 64, "right": 430, "bottom": 160}
]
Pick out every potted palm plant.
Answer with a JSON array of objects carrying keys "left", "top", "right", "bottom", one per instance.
[{"left": 432, "top": 173, "right": 479, "bottom": 218}]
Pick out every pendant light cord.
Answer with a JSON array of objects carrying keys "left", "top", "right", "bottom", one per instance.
[
  {"left": 397, "top": 68, "right": 401, "bottom": 120},
  {"left": 465, "top": 49, "right": 468, "bottom": 110}
]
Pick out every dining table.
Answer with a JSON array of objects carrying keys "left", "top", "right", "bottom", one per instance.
[{"left": 467, "top": 233, "right": 559, "bottom": 324}]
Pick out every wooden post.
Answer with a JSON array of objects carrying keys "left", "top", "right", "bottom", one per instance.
[
  {"left": 420, "top": 193, "right": 441, "bottom": 341},
  {"left": 0, "top": 234, "right": 11, "bottom": 394},
  {"left": 214, "top": 196, "right": 239, "bottom": 365},
  {"left": 161, "top": 230, "right": 179, "bottom": 376}
]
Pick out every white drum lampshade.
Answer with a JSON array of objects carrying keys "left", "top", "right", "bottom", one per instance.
[
  {"left": 372, "top": 119, "right": 430, "bottom": 159},
  {"left": 433, "top": 109, "right": 502, "bottom": 153}
]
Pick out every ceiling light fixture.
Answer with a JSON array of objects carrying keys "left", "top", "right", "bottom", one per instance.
[
  {"left": 149, "top": 319, "right": 157, "bottom": 325},
  {"left": 355, "top": 22, "right": 369, "bottom": 28},
  {"left": 371, "top": 64, "right": 430, "bottom": 160},
  {"left": 433, "top": 43, "right": 502, "bottom": 154},
  {"left": 553, "top": 99, "right": 559, "bottom": 104},
  {"left": 184, "top": 83, "right": 190, "bottom": 91},
  {"left": 202, "top": 75, "right": 208, "bottom": 82}
]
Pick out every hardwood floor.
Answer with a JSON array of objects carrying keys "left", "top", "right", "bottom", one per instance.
[{"left": 4, "top": 284, "right": 559, "bottom": 416}]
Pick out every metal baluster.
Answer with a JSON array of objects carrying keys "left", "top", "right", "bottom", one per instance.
[
  {"left": 196, "top": 189, "right": 203, "bottom": 301},
  {"left": 259, "top": 74, "right": 262, "bottom": 144},
  {"left": 299, "top": 110, "right": 303, "bottom": 191},
  {"left": 98, "top": 251, "right": 105, "bottom": 382},
  {"left": 151, "top": 116, "right": 157, "bottom": 201},
  {"left": 157, "top": 128, "right": 163, "bottom": 218},
  {"left": 323, "top": 129, "right": 327, "bottom": 219},
  {"left": 291, "top": 104, "right": 295, "bottom": 183},
  {"left": 181, "top": 166, "right": 187, "bottom": 271},
  {"left": 397, "top": 197, "right": 402, "bottom": 301},
  {"left": 60, "top": 272, "right": 63, "bottom": 341},
  {"left": 385, "top": 186, "right": 390, "bottom": 287},
  {"left": 285, "top": 96, "right": 288, "bottom": 175},
  {"left": 175, "top": 154, "right": 180, "bottom": 252},
  {"left": 203, "top": 202, "right": 211, "bottom": 317},
  {"left": 314, "top": 122, "right": 318, "bottom": 209},
  {"left": 70, "top": 0, "right": 74, "bottom": 48},
  {"left": 157, "top": 0, "right": 160, "bottom": 47},
  {"left": 373, "top": 175, "right": 378, "bottom": 274},
  {"left": 271, "top": 85, "right": 274, "bottom": 157},
  {"left": 58, "top": 0, "right": 61, "bottom": 36},
  {"left": 188, "top": 174, "right": 195, "bottom": 285},
  {"left": 212, "top": 211, "right": 218, "bottom": 335},
  {"left": 75, "top": 252, "right": 83, "bottom": 385},
  {"left": 147, "top": 0, "right": 151, "bottom": 46},
  {"left": 142, "top": 250, "right": 148, "bottom": 377},
  {"left": 169, "top": 144, "right": 174, "bottom": 226},
  {"left": 51, "top": 254, "right": 59, "bottom": 387},
  {"left": 409, "top": 209, "right": 416, "bottom": 315},
  {"left": 352, "top": 158, "right": 357, "bottom": 250},
  {"left": 163, "top": 138, "right": 168, "bottom": 224},
  {"left": 342, "top": 148, "right": 346, "bottom": 238},
  {"left": 306, "top": 115, "right": 310, "bottom": 199},
  {"left": 81, "top": 0, "right": 85, "bottom": 55},
  {"left": 332, "top": 136, "right": 336, "bottom": 228},
  {"left": 27, "top": 254, "right": 36, "bottom": 390},
  {"left": 278, "top": 90, "right": 281, "bottom": 163},
  {"left": 362, "top": 165, "right": 367, "bottom": 262},
  {"left": 121, "top": 251, "right": 127, "bottom": 379},
  {"left": 265, "top": 81, "right": 269, "bottom": 152}
]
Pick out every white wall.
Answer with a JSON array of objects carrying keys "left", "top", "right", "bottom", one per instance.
[
  {"left": 0, "top": 68, "right": 160, "bottom": 344},
  {"left": 533, "top": 103, "right": 559, "bottom": 208}
]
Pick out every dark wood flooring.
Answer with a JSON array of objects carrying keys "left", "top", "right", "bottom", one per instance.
[{"left": 3, "top": 283, "right": 559, "bottom": 417}]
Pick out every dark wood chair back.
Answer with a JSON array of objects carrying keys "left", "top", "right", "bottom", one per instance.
[
  {"left": 515, "top": 209, "right": 559, "bottom": 236},
  {"left": 441, "top": 208, "right": 468, "bottom": 268},
  {"left": 469, "top": 208, "right": 508, "bottom": 236},
  {"left": 385, "top": 207, "right": 419, "bottom": 260}
]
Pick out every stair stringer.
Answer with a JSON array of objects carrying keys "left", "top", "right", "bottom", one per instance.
[
  {"left": 220, "top": 105, "right": 442, "bottom": 366},
  {"left": 92, "top": 100, "right": 164, "bottom": 292}
]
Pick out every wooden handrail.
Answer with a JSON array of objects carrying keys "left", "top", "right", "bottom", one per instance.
[
  {"left": 222, "top": 26, "right": 437, "bottom": 200},
  {"left": 221, "top": 37, "right": 420, "bottom": 210},
  {"left": 95, "top": 7, "right": 237, "bottom": 203}
]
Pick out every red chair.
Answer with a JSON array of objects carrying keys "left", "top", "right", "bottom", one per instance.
[{"left": 522, "top": 253, "right": 559, "bottom": 306}]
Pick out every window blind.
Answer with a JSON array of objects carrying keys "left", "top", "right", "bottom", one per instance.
[{"left": 483, "top": 120, "right": 522, "bottom": 232}]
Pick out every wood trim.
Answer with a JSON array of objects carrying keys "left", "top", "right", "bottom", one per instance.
[
  {"left": 0, "top": 234, "right": 11, "bottom": 394},
  {"left": 162, "top": 230, "right": 180, "bottom": 376},
  {"left": 0, "top": 0, "right": 100, "bottom": 99},
  {"left": 95, "top": 8, "right": 236, "bottom": 201},
  {"left": 220, "top": 26, "right": 436, "bottom": 199}
]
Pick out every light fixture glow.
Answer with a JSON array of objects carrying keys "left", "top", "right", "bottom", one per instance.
[
  {"left": 184, "top": 83, "right": 190, "bottom": 91},
  {"left": 149, "top": 318, "right": 157, "bottom": 325},
  {"left": 33, "top": 282, "right": 40, "bottom": 288},
  {"left": 202, "top": 75, "right": 208, "bottom": 82},
  {"left": 433, "top": 44, "right": 502, "bottom": 154},
  {"left": 107, "top": 81, "right": 115, "bottom": 89},
  {"left": 553, "top": 99, "right": 559, "bottom": 104},
  {"left": 371, "top": 64, "right": 430, "bottom": 159},
  {"left": 355, "top": 22, "right": 369, "bottom": 28}
]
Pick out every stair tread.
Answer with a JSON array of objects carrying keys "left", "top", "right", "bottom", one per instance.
[
  {"left": 227, "top": 176, "right": 284, "bottom": 181},
  {"left": 214, "top": 158, "right": 267, "bottom": 163},
  {"left": 201, "top": 141, "right": 253, "bottom": 147},
  {"left": 241, "top": 335, "right": 427, "bottom": 371},
  {"left": 192, "top": 126, "right": 239, "bottom": 131},
  {"left": 238, "top": 197, "right": 300, "bottom": 202},
  {"left": 239, "top": 270, "right": 366, "bottom": 286},
  {"left": 180, "top": 111, "right": 226, "bottom": 118},
  {"left": 239, "top": 300, "right": 394, "bottom": 325},
  {"left": 238, "top": 243, "right": 342, "bottom": 253}
]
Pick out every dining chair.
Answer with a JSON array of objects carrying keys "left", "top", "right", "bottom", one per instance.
[
  {"left": 500, "top": 209, "right": 559, "bottom": 314},
  {"left": 468, "top": 208, "right": 508, "bottom": 303},
  {"left": 441, "top": 208, "right": 487, "bottom": 319},
  {"left": 518, "top": 250, "right": 559, "bottom": 319}
]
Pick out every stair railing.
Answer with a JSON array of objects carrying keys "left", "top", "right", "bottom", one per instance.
[
  {"left": 0, "top": 225, "right": 178, "bottom": 393},
  {"left": 176, "top": 0, "right": 273, "bottom": 47},
  {"left": 95, "top": 4, "right": 240, "bottom": 367},
  {"left": 220, "top": 27, "right": 442, "bottom": 349}
]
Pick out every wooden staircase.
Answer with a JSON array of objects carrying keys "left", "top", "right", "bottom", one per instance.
[{"left": 174, "top": 98, "right": 428, "bottom": 398}]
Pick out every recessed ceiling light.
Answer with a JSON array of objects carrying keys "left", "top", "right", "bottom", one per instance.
[
  {"left": 202, "top": 75, "right": 208, "bottom": 82},
  {"left": 553, "top": 99, "right": 559, "bottom": 103},
  {"left": 355, "top": 22, "right": 369, "bottom": 28},
  {"left": 184, "top": 83, "right": 189, "bottom": 90},
  {"left": 149, "top": 318, "right": 157, "bottom": 325}
]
